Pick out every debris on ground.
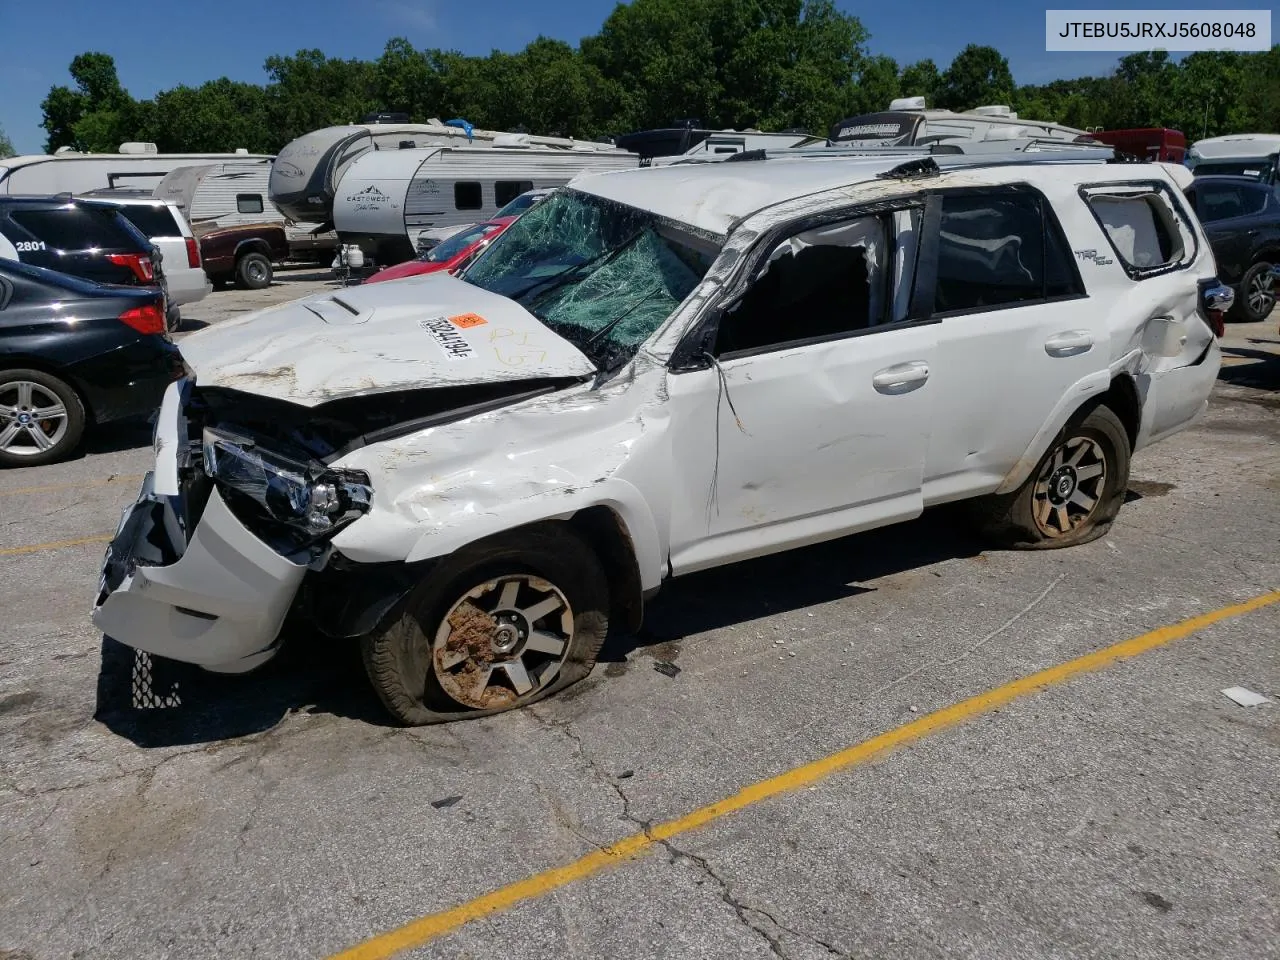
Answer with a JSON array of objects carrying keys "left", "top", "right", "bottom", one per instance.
[
  {"left": 1220, "top": 686, "right": 1271, "bottom": 707},
  {"left": 654, "top": 661, "right": 681, "bottom": 678},
  {"left": 431, "top": 795, "right": 464, "bottom": 809}
]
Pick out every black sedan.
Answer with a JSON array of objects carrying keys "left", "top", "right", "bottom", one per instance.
[
  {"left": 1184, "top": 175, "right": 1280, "bottom": 322},
  {"left": 0, "top": 258, "right": 183, "bottom": 466}
]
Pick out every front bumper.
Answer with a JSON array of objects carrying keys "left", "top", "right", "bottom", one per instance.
[{"left": 90, "top": 381, "right": 308, "bottom": 673}]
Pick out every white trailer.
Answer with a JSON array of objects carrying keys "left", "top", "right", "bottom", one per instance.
[
  {"left": 332, "top": 145, "right": 639, "bottom": 264},
  {"left": 0, "top": 143, "right": 271, "bottom": 195},
  {"left": 270, "top": 120, "right": 627, "bottom": 227},
  {"left": 154, "top": 161, "right": 338, "bottom": 261}
]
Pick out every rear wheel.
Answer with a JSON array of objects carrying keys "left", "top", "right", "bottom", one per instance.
[
  {"left": 972, "top": 404, "right": 1130, "bottom": 550},
  {"left": 0, "top": 369, "right": 86, "bottom": 467},
  {"left": 235, "top": 252, "right": 272, "bottom": 290},
  {"left": 1235, "top": 261, "right": 1276, "bottom": 322},
  {"left": 362, "top": 524, "right": 609, "bottom": 725}
]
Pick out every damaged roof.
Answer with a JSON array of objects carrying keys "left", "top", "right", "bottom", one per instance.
[{"left": 569, "top": 155, "right": 927, "bottom": 236}]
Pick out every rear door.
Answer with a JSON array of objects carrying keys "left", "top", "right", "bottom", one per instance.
[{"left": 919, "top": 185, "right": 1100, "bottom": 503}]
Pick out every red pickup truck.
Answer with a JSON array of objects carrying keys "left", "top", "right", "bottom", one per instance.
[{"left": 194, "top": 222, "right": 290, "bottom": 290}]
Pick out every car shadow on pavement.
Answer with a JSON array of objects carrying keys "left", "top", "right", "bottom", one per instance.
[
  {"left": 94, "top": 627, "right": 391, "bottom": 748},
  {"left": 601, "top": 505, "right": 985, "bottom": 664},
  {"left": 94, "top": 506, "right": 985, "bottom": 747},
  {"left": 83, "top": 419, "right": 153, "bottom": 456},
  {"left": 1219, "top": 346, "right": 1280, "bottom": 392}
]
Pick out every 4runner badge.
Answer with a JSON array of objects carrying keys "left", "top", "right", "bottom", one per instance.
[{"left": 420, "top": 316, "right": 475, "bottom": 360}]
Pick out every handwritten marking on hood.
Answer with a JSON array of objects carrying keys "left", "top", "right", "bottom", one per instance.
[{"left": 420, "top": 316, "right": 476, "bottom": 360}]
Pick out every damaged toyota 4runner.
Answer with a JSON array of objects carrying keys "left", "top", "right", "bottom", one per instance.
[{"left": 93, "top": 154, "right": 1233, "bottom": 724}]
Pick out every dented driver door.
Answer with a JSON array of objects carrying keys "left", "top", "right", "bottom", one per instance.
[{"left": 664, "top": 212, "right": 939, "bottom": 576}]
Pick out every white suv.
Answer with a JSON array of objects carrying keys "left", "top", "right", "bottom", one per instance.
[
  {"left": 93, "top": 154, "right": 1232, "bottom": 724},
  {"left": 80, "top": 193, "right": 210, "bottom": 323}
]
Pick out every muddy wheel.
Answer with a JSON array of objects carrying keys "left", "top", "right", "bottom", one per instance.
[
  {"left": 235, "top": 252, "right": 272, "bottom": 290},
  {"left": 362, "top": 523, "right": 609, "bottom": 725},
  {"left": 971, "top": 403, "right": 1130, "bottom": 550},
  {"left": 0, "top": 369, "right": 86, "bottom": 467}
]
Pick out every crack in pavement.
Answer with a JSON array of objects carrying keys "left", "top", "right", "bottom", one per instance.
[{"left": 527, "top": 706, "right": 848, "bottom": 959}]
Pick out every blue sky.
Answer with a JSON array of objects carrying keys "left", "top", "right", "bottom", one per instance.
[{"left": 0, "top": 0, "right": 1221, "bottom": 154}]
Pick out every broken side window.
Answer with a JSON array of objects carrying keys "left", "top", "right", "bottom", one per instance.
[
  {"left": 713, "top": 216, "right": 889, "bottom": 356},
  {"left": 1082, "top": 183, "right": 1195, "bottom": 278}
]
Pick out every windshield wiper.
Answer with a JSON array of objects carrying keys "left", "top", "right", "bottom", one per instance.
[
  {"left": 584, "top": 283, "right": 665, "bottom": 349},
  {"left": 518, "top": 229, "right": 647, "bottom": 310}
]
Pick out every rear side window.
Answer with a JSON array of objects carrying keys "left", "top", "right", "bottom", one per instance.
[
  {"left": 494, "top": 180, "right": 533, "bottom": 208},
  {"left": 1082, "top": 184, "right": 1195, "bottom": 277},
  {"left": 933, "top": 192, "right": 1081, "bottom": 313},
  {"left": 10, "top": 207, "right": 141, "bottom": 251},
  {"left": 236, "top": 193, "right": 264, "bottom": 215},
  {"left": 118, "top": 205, "right": 180, "bottom": 238},
  {"left": 454, "top": 182, "right": 483, "bottom": 210},
  {"left": 1190, "top": 183, "right": 1267, "bottom": 222}
]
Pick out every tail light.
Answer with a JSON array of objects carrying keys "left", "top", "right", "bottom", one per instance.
[
  {"left": 118, "top": 302, "right": 166, "bottom": 335},
  {"left": 107, "top": 253, "right": 155, "bottom": 283},
  {"left": 185, "top": 236, "right": 201, "bottom": 268},
  {"left": 1198, "top": 280, "right": 1234, "bottom": 338}
]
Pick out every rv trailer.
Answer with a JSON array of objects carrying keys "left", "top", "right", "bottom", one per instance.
[
  {"left": 828, "top": 98, "right": 1088, "bottom": 148},
  {"left": 331, "top": 145, "right": 639, "bottom": 265},
  {"left": 155, "top": 161, "right": 338, "bottom": 262},
  {"left": 0, "top": 143, "right": 272, "bottom": 195},
  {"left": 269, "top": 119, "right": 629, "bottom": 227}
]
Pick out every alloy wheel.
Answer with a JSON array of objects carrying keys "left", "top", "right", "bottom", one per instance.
[
  {"left": 0, "top": 380, "right": 69, "bottom": 458},
  {"left": 1247, "top": 267, "right": 1275, "bottom": 319},
  {"left": 1032, "top": 435, "right": 1107, "bottom": 537},
  {"left": 432, "top": 574, "right": 574, "bottom": 709}
]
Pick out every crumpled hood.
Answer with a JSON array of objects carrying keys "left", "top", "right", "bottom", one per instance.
[{"left": 178, "top": 273, "right": 596, "bottom": 406}]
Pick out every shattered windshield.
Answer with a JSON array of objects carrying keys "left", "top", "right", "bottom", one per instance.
[{"left": 462, "top": 189, "right": 719, "bottom": 368}]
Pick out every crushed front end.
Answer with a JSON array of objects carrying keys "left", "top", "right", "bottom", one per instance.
[{"left": 91, "top": 378, "right": 374, "bottom": 673}]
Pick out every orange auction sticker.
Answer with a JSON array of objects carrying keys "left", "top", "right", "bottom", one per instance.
[{"left": 449, "top": 313, "right": 487, "bottom": 329}]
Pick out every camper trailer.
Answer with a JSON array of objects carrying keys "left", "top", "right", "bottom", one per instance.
[
  {"left": 828, "top": 98, "right": 1087, "bottom": 148},
  {"left": 154, "top": 161, "right": 338, "bottom": 262},
  {"left": 270, "top": 119, "right": 631, "bottom": 228},
  {"left": 1188, "top": 134, "right": 1280, "bottom": 183},
  {"left": 331, "top": 145, "right": 639, "bottom": 265},
  {"left": 0, "top": 143, "right": 272, "bottom": 195},
  {"left": 614, "top": 126, "right": 824, "bottom": 162}
]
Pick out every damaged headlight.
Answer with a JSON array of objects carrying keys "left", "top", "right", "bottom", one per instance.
[{"left": 202, "top": 427, "right": 372, "bottom": 535}]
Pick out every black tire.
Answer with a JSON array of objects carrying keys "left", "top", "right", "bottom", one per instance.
[
  {"left": 235, "top": 252, "right": 272, "bottom": 290},
  {"left": 1233, "top": 261, "right": 1276, "bottom": 323},
  {"left": 166, "top": 304, "right": 181, "bottom": 333},
  {"left": 970, "top": 403, "right": 1131, "bottom": 550},
  {"left": 0, "top": 368, "right": 87, "bottom": 467},
  {"left": 362, "top": 522, "right": 610, "bottom": 725},
  {"left": 210, "top": 275, "right": 229, "bottom": 291}
]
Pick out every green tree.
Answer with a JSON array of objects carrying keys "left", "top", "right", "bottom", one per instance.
[
  {"left": 263, "top": 49, "right": 379, "bottom": 144},
  {"left": 899, "top": 59, "right": 941, "bottom": 104},
  {"left": 0, "top": 124, "right": 14, "bottom": 158},
  {"left": 845, "top": 54, "right": 900, "bottom": 117},
  {"left": 145, "top": 79, "right": 274, "bottom": 153},
  {"left": 936, "top": 44, "right": 1015, "bottom": 110},
  {"left": 40, "top": 52, "right": 137, "bottom": 152}
]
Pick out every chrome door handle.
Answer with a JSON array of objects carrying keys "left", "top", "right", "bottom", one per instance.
[
  {"left": 1044, "top": 330, "right": 1094, "bottom": 357},
  {"left": 872, "top": 360, "right": 930, "bottom": 394}
]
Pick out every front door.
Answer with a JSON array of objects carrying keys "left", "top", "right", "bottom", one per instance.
[{"left": 665, "top": 211, "right": 938, "bottom": 575}]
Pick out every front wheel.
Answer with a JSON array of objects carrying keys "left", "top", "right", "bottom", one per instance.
[
  {"left": 971, "top": 403, "right": 1131, "bottom": 550},
  {"left": 362, "top": 523, "right": 610, "bottom": 725},
  {"left": 0, "top": 369, "right": 87, "bottom": 467},
  {"left": 235, "top": 252, "right": 272, "bottom": 290},
  {"left": 1235, "top": 261, "right": 1276, "bottom": 323}
]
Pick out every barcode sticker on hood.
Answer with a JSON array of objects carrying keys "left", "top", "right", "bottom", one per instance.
[{"left": 420, "top": 316, "right": 475, "bottom": 360}]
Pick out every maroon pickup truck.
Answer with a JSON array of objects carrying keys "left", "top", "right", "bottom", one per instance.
[{"left": 194, "top": 222, "right": 290, "bottom": 290}]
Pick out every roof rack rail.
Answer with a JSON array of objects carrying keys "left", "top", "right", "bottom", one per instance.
[{"left": 877, "top": 158, "right": 941, "bottom": 179}]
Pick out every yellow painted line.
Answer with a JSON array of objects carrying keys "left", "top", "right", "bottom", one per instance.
[
  {"left": 0, "top": 474, "right": 143, "bottom": 498},
  {"left": 0, "top": 534, "right": 113, "bottom": 557},
  {"left": 329, "top": 588, "right": 1280, "bottom": 960}
]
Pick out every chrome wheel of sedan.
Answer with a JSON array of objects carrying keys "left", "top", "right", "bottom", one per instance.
[
  {"left": 432, "top": 574, "right": 575, "bottom": 710},
  {"left": 1246, "top": 265, "right": 1276, "bottom": 320},
  {"left": 1031, "top": 435, "right": 1107, "bottom": 538},
  {"left": 0, "top": 379, "right": 70, "bottom": 458}
]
